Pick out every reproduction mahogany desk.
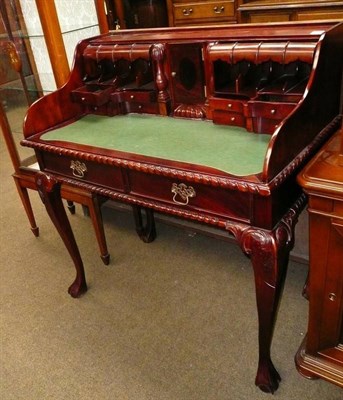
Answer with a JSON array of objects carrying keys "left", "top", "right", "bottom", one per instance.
[
  {"left": 21, "top": 21, "right": 343, "bottom": 393},
  {"left": 296, "top": 122, "right": 343, "bottom": 388}
]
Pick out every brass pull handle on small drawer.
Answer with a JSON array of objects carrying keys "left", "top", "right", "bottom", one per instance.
[
  {"left": 171, "top": 183, "right": 196, "bottom": 206},
  {"left": 70, "top": 160, "right": 87, "bottom": 178},
  {"left": 182, "top": 8, "right": 193, "bottom": 16},
  {"left": 213, "top": 6, "right": 225, "bottom": 14}
]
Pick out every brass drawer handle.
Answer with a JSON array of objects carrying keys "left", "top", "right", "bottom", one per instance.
[
  {"left": 70, "top": 160, "right": 87, "bottom": 178},
  {"left": 182, "top": 8, "right": 193, "bottom": 16},
  {"left": 329, "top": 293, "right": 336, "bottom": 301},
  {"left": 213, "top": 6, "right": 225, "bottom": 14},
  {"left": 171, "top": 183, "right": 196, "bottom": 206}
]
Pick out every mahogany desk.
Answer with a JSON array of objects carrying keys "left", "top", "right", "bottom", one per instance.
[{"left": 21, "top": 21, "right": 343, "bottom": 393}]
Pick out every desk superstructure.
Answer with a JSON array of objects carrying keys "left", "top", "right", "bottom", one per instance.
[{"left": 21, "top": 21, "right": 343, "bottom": 393}]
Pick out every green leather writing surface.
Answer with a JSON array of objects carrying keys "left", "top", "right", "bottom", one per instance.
[{"left": 41, "top": 114, "right": 270, "bottom": 176}]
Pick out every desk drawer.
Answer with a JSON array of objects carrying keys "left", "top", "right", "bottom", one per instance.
[
  {"left": 120, "top": 90, "right": 157, "bottom": 103},
  {"left": 212, "top": 110, "right": 246, "bottom": 127},
  {"left": 71, "top": 85, "right": 113, "bottom": 107},
  {"left": 41, "top": 153, "right": 125, "bottom": 191},
  {"left": 128, "top": 170, "right": 250, "bottom": 221},
  {"left": 209, "top": 97, "right": 244, "bottom": 113},
  {"left": 248, "top": 101, "right": 296, "bottom": 120},
  {"left": 124, "top": 102, "right": 159, "bottom": 114},
  {"left": 174, "top": 1, "right": 235, "bottom": 24}
]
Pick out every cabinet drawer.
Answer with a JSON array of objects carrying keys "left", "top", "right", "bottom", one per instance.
[
  {"left": 174, "top": 1, "right": 235, "bottom": 24},
  {"left": 124, "top": 102, "right": 159, "bottom": 114},
  {"left": 212, "top": 110, "right": 246, "bottom": 127},
  {"left": 251, "top": 117, "right": 281, "bottom": 135},
  {"left": 128, "top": 170, "right": 250, "bottom": 222},
  {"left": 41, "top": 153, "right": 125, "bottom": 191},
  {"left": 209, "top": 97, "right": 244, "bottom": 113},
  {"left": 120, "top": 90, "right": 157, "bottom": 103},
  {"left": 248, "top": 101, "right": 296, "bottom": 120},
  {"left": 71, "top": 85, "right": 113, "bottom": 106}
]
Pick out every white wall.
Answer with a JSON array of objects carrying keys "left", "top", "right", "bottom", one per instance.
[{"left": 19, "top": 0, "right": 100, "bottom": 93}]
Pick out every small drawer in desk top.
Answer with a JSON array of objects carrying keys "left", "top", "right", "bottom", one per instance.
[
  {"left": 41, "top": 153, "right": 126, "bottom": 191},
  {"left": 248, "top": 101, "right": 296, "bottom": 120}
]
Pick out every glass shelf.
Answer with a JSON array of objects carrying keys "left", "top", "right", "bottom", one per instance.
[
  {"left": 1, "top": 23, "right": 100, "bottom": 40},
  {"left": 2, "top": 75, "right": 39, "bottom": 93},
  {"left": 61, "top": 23, "right": 100, "bottom": 35},
  {"left": 0, "top": 73, "right": 55, "bottom": 93}
]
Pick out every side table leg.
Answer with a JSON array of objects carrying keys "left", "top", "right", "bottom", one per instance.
[
  {"left": 13, "top": 176, "right": 40, "bottom": 237},
  {"left": 35, "top": 172, "right": 87, "bottom": 298}
]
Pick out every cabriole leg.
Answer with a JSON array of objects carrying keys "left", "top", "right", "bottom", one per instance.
[
  {"left": 226, "top": 194, "right": 305, "bottom": 393},
  {"left": 249, "top": 231, "right": 287, "bottom": 393},
  {"left": 66, "top": 200, "right": 76, "bottom": 214},
  {"left": 35, "top": 172, "right": 87, "bottom": 298},
  {"left": 229, "top": 227, "right": 285, "bottom": 393},
  {"left": 132, "top": 205, "right": 156, "bottom": 243}
]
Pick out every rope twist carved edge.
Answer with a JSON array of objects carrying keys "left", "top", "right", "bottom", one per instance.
[{"left": 21, "top": 139, "right": 271, "bottom": 195}]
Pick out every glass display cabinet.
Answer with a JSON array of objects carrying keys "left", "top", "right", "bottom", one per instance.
[{"left": 0, "top": 0, "right": 110, "bottom": 264}]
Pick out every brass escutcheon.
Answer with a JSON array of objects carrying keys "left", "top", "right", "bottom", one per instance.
[
  {"left": 213, "top": 6, "right": 225, "bottom": 14},
  {"left": 182, "top": 8, "right": 193, "bottom": 16},
  {"left": 171, "top": 183, "right": 196, "bottom": 206},
  {"left": 70, "top": 160, "right": 87, "bottom": 178}
]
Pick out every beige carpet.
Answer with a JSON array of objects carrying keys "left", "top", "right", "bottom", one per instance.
[{"left": 1, "top": 131, "right": 342, "bottom": 399}]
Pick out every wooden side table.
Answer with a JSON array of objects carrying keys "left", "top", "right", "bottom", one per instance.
[{"left": 295, "top": 119, "right": 343, "bottom": 388}]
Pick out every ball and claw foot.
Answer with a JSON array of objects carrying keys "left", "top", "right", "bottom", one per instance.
[
  {"left": 68, "top": 278, "right": 87, "bottom": 298},
  {"left": 255, "top": 359, "right": 281, "bottom": 394}
]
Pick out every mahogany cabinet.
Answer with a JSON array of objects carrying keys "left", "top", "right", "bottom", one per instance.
[
  {"left": 238, "top": 0, "right": 343, "bottom": 23},
  {"left": 166, "top": 0, "right": 238, "bottom": 26},
  {"left": 166, "top": 0, "right": 343, "bottom": 26},
  {"left": 296, "top": 124, "right": 343, "bottom": 388}
]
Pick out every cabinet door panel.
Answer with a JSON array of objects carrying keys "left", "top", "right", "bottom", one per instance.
[
  {"left": 168, "top": 43, "right": 205, "bottom": 104},
  {"left": 297, "top": 10, "right": 343, "bottom": 21},
  {"left": 248, "top": 12, "right": 291, "bottom": 23}
]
